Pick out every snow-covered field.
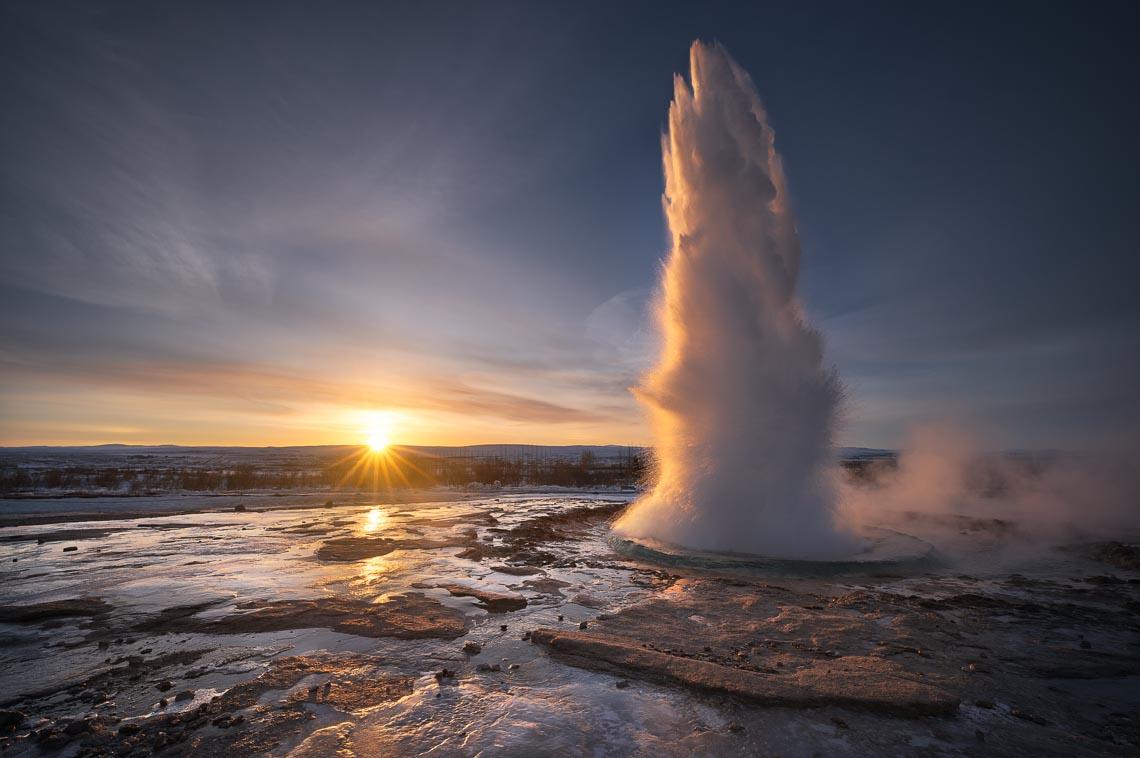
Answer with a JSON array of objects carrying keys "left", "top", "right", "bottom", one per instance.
[{"left": 2, "top": 490, "right": 1138, "bottom": 755}]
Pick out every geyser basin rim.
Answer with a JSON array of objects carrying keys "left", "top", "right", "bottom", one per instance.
[{"left": 610, "top": 527, "right": 936, "bottom": 574}]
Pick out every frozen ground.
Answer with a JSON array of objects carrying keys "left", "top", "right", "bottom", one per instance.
[{"left": 1, "top": 492, "right": 1138, "bottom": 756}]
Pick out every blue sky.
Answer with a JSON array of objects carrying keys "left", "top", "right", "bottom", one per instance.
[{"left": 1, "top": 1, "right": 1137, "bottom": 448}]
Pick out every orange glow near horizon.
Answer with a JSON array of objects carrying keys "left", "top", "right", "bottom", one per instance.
[
  {"left": 362, "top": 411, "right": 395, "bottom": 452},
  {"left": 0, "top": 392, "right": 650, "bottom": 448}
]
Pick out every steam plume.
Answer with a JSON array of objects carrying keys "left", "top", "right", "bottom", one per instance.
[{"left": 614, "top": 42, "right": 861, "bottom": 559}]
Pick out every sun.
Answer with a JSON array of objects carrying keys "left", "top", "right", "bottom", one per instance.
[
  {"left": 366, "top": 430, "right": 389, "bottom": 453},
  {"left": 363, "top": 413, "right": 394, "bottom": 452}
]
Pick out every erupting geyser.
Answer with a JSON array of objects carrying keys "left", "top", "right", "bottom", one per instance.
[{"left": 614, "top": 41, "right": 863, "bottom": 560}]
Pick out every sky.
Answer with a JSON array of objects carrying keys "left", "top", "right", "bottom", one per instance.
[{"left": 1, "top": 1, "right": 1138, "bottom": 449}]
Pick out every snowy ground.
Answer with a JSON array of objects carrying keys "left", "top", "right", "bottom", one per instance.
[{"left": 1, "top": 492, "right": 1138, "bottom": 756}]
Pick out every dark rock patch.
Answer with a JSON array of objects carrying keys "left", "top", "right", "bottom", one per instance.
[
  {"left": 403, "top": 511, "right": 499, "bottom": 528},
  {"left": 454, "top": 501, "right": 627, "bottom": 566},
  {"left": 186, "top": 594, "right": 467, "bottom": 639},
  {"left": 0, "top": 598, "right": 112, "bottom": 623},
  {"left": 3, "top": 528, "right": 126, "bottom": 543},
  {"left": 316, "top": 535, "right": 475, "bottom": 561},
  {"left": 130, "top": 601, "right": 222, "bottom": 634},
  {"left": 490, "top": 564, "right": 543, "bottom": 576},
  {"left": 419, "top": 583, "right": 528, "bottom": 612},
  {"left": 0, "top": 710, "right": 25, "bottom": 732},
  {"left": 1065, "top": 542, "right": 1140, "bottom": 571},
  {"left": 522, "top": 577, "right": 572, "bottom": 595}
]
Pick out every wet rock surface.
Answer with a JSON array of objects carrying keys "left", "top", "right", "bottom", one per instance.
[
  {"left": 1067, "top": 541, "right": 1140, "bottom": 571},
  {"left": 534, "top": 575, "right": 963, "bottom": 708},
  {"left": 417, "top": 582, "right": 528, "bottom": 612},
  {"left": 0, "top": 597, "right": 113, "bottom": 622},
  {"left": 183, "top": 595, "right": 469, "bottom": 640},
  {"left": 315, "top": 535, "right": 476, "bottom": 561},
  {"left": 1, "top": 493, "right": 1138, "bottom": 756},
  {"left": 532, "top": 625, "right": 959, "bottom": 715}
]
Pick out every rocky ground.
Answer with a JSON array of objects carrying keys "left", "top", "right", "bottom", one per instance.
[{"left": 1, "top": 493, "right": 1138, "bottom": 756}]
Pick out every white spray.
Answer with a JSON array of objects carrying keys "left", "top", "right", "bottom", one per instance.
[{"left": 614, "top": 41, "right": 861, "bottom": 559}]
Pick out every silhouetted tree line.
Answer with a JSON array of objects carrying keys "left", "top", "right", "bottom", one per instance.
[{"left": 0, "top": 451, "right": 650, "bottom": 495}]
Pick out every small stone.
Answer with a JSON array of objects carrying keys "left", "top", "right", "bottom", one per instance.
[
  {"left": 727, "top": 722, "right": 745, "bottom": 733},
  {"left": 500, "top": 624, "right": 507, "bottom": 631},
  {"left": 174, "top": 690, "right": 194, "bottom": 702},
  {"left": 63, "top": 546, "right": 78, "bottom": 552},
  {"left": 579, "top": 621, "right": 588, "bottom": 630},
  {"left": 325, "top": 500, "right": 335, "bottom": 508},
  {"left": 463, "top": 641, "right": 482, "bottom": 655},
  {"left": 118, "top": 723, "right": 141, "bottom": 735},
  {"left": 234, "top": 504, "right": 246, "bottom": 512},
  {"left": 615, "top": 680, "right": 630, "bottom": 689},
  {"left": 158, "top": 698, "right": 168, "bottom": 708},
  {"left": 156, "top": 680, "right": 174, "bottom": 692},
  {"left": 521, "top": 631, "right": 531, "bottom": 641},
  {"left": 508, "top": 663, "right": 519, "bottom": 670},
  {"left": 703, "top": 646, "right": 713, "bottom": 653},
  {"left": 558, "top": 615, "right": 564, "bottom": 621},
  {"left": 63, "top": 719, "right": 92, "bottom": 736}
]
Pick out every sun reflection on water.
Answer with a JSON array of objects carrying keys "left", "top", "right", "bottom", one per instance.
[
  {"left": 357, "top": 555, "right": 409, "bottom": 587},
  {"left": 363, "top": 507, "right": 388, "bottom": 533}
]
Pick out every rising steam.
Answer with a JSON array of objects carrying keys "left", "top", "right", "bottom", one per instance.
[{"left": 614, "top": 41, "right": 861, "bottom": 559}]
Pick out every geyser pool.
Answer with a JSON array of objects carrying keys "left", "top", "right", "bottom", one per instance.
[
  {"left": 611, "top": 528, "right": 937, "bottom": 577},
  {"left": 613, "top": 41, "right": 862, "bottom": 560}
]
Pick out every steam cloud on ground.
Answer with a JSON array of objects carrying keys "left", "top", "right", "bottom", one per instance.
[{"left": 840, "top": 425, "right": 1140, "bottom": 548}]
